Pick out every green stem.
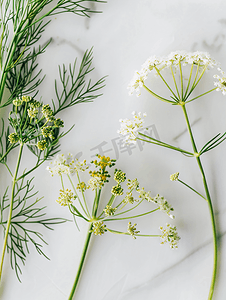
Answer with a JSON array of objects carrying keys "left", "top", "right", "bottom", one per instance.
[
  {"left": 103, "top": 207, "right": 159, "bottom": 222},
  {"left": 106, "top": 228, "right": 160, "bottom": 238},
  {"left": 182, "top": 105, "right": 217, "bottom": 300},
  {"left": 170, "top": 65, "right": 181, "bottom": 100},
  {"left": 92, "top": 189, "right": 101, "bottom": 217},
  {"left": 0, "top": 143, "right": 23, "bottom": 282},
  {"left": 67, "top": 174, "right": 89, "bottom": 218},
  {"left": 154, "top": 66, "right": 179, "bottom": 100},
  {"left": 183, "top": 63, "right": 194, "bottom": 99},
  {"left": 178, "top": 179, "right": 207, "bottom": 201},
  {"left": 68, "top": 222, "right": 93, "bottom": 300},
  {"left": 185, "top": 88, "right": 216, "bottom": 104},
  {"left": 143, "top": 84, "right": 176, "bottom": 104},
  {"left": 76, "top": 172, "right": 90, "bottom": 218},
  {"left": 137, "top": 134, "right": 194, "bottom": 156},
  {"left": 179, "top": 59, "right": 184, "bottom": 99}
]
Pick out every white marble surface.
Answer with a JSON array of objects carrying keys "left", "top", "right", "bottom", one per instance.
[{"left": 2, "top": 0, "right": 226, "bottom": 299}]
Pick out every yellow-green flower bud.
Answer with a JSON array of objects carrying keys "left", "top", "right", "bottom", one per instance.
[
  {"left": 41, "top": 126, "right": 54, "bottom": 139},
  {"left": 111, "top": 184, "right": 123, "bottom": 196},
  {"left": 8, "top": 133, "right": 19, "bottom": 144},
  {"left": 22, "top": 96, "right": 31, "bottom": 102},
  {"left": 13, "top": 98, "right": 23, "bottom": 106},
  {"left": 114, "top": 169, "right": 126, "bottom": 184},
  {"left": 90, "top": 221, "right": 106, "bottom": 236},
  {"left": 37, "top": 140, "right": 47, "bottom": 150},
  {"left": 170, "top": 172, "right": 179, "bottom": 181},
  {"left": 127, "top": 222, "right": 140, "bottom": 239},
  {"left": 54, "top": 118, "right": 64, "bottom": 128}
]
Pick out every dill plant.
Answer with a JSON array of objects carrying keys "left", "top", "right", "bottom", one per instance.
[
  {"left": 0, "top": 0, "right": 106, "bottom": 286},
  {"left": 47, "top": 153, "right": 180, "bottom": 299},
  {"left": 118, "top": 50, "right": 226, "bottom": 300}
]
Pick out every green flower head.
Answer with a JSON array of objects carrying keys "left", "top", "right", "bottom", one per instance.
[
  {"left": 127, "top": 222, "right": 140, "bottom": 239},
  {"left": 8, "top": 132, "right": 19, "bottom": 144},
  {"left": 111, "top": 184, "right": 124, "bottom": 196},
  {"left": 90, "top": 221, "right": 107, "bottom": 236},
  {"left": 114, "top": 169, "right": 126, "bottom": 184},
  {"left": 37, "top": 140, "right": 47, "bottom": 151}
]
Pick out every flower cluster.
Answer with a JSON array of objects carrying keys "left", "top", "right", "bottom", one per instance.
[
  {"left": 91, "top": 155, "right": 116, "bottom": 170},
  {"left": 137, "top": 187, "right": 154, "bottom": 202},
  {"left": 77, "top": 182, "right": 87, "bottom": 192},
  {"left": 57, "top": 189, "right": 76, "bottom": 206},
  {"left": 170, "top": 172, "right": 179, "bottom": 181},
  {"left": 111, "top": 184, "right": 124, "bottom": 196},
  {"left": 8, "top": 96, "right": 64, "bottom": 150},
  {"left": 8, "top": 132, "right": 19, "bottom": 144},
  {"left": 154, "top": 194, "right": 174, "bottom": 219},
  {"left": 213, "top": 68, "right": 226, "bottom": 95},
  {"left": 118, "top": 111, "right": 146, "bottom": 145},
  {"left": 88, "top": 177, "right": 103, "bottom": 190},
  {"left": 137, "top": 188, "right": 174, "bottom": 218},
  {"left": 127, "top": 178, "right": 139, "bottom": 190},
  {"left": 91, "top": 221, "right": 107, "bottom": 236},
  {"left": 48, "top": 153, "right": 179, "bottom": 250},
  {"left": 128, "top": 51, "right": 219, "bottom": 96},
  {"left": 123, "top": 192, "right": 138, "bottom": 204},
  {"left": 46, "top": 153, "right": 88, "bottom": 176},
  {"left": 103, "top": 205, "right": 117, "bottom": 217},
  {"left": 127, "top": 222, "right": 140, "bottom": 239},
  {"left": 159, "top": 224, "right": 180, "bottom": 249},
  {"left": 114, "top": 169, "right": 126, "bottom": 184}
]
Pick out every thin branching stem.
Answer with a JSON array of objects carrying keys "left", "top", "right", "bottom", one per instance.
[
  {"left": 0, "top": 143, "right": 23, "bottom": 282},
  {"left": 182, "top": 104, "right": 217, "bottom": 300},
  {"left": 143, "top": 84, "right": 176, "bottom": 104},
  {"left": 106, "top": 228, "right": 160, "bottom": 238},
  {"left": 177, "top": 179, "right": 207, "bottom": 201}
]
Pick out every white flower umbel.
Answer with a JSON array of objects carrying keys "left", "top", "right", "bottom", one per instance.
[
  {"left": 88, "top": 177, "right": 103, "bottom": 190},
  {"left": 128, "top": 50, "right": 218, "bottom": 96},
  {"left": 46, "top": 153, "right": 74, "bottom": 176},
  {"left": 118, "top": 111, "right": 146, "bottom": 145},
  {"left": 214, "top": 68, "right": 226, "bottom": 95},
  {"left": 46, "top": 153, "right": 88, "bottom": 176}
]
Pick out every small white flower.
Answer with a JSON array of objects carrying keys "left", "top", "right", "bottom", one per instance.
[
  {"left": 154, "top": 194, "right": 174, "bottom": 219},
  {"left": 214, "top": 68, "right": 226, "bottom": 95},
  {"left": 159, "top": 224, "right": 180, "bottom": 249},
  {"left": 88, "top": 177, "right": 102, "bottom": 190},
  {"left": 74, "top": 159, "right": 88, "bottom": 172},
  {"left": 123, "top": 192, "right": 138, "bottom": 204},
  {"left": 118, "top": 111, "right": 146, "bottom": 145},
  {"left": 46, "top": 153, "right": 71, "bottom": 176},
  {"left": 46, "top": 153, "right": 88, "bottom": 176},
  {"left": 127, "top": 178, "right": 139, "bottom": 190},
  {"left": 137, "top": 187, "right": 153, "bottom": 202},
  {"left": 127, "top": 70, "right": 147, "bottom": 96}
]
